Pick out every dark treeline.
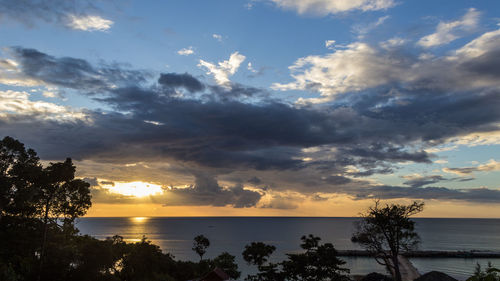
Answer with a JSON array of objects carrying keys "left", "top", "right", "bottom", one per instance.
[
  {"left": 0, "top": 136, "right": 239, "bottom": 281},
  {"left": 1, "top": 136, "right": 499, "bottom": 281},
  {"left": 0, "top": 136, "right": 350, "bottom": 281}
]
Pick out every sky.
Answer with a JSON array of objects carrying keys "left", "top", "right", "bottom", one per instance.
[{"left": 1, "top": 0, "right": 500, "bottom": 217}]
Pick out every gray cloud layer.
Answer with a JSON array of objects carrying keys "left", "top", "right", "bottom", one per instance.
[
  {"left": 0, "top": 0, "right": 109, "bottom": 29},
  {"left": 2, "top": 45, "right": 500, "bottom": 206}
]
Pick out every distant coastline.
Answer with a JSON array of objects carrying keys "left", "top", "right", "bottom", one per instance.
[{"left": 337, "top": 250, "right": 500, "bottom": 258}]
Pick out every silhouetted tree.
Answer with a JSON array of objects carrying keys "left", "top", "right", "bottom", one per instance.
[
  {"left": 0, "top": 136, "right": 92, "bottom": 281},
  {"left": 0, "top": 136, "right": 41, "bottom": 219},
  {"left": 193, "top": 234, "right": 210, "bottom": 261},
  {"left": 118, "top": 236, "right": 176, "bottom": 281},
  {"left": 351, "top": 200, "right": 424, "bottom": 281},
  {"left": 282, "top": 234, "right": 350, "bottom": 281},
  {"left": 467, "top": 263, "right": 500, "bottom": 281},
  {"left": 37, "top": 158, "right": 92, "bottom": 280},
  {"left": 2, "top": 137, "right": 247, "bottom": 281},
  {"left": 243, "top": 242, "right": 276, "bottom": 267},
  {"left": 244, "top": 236, "right": 349, "bottom": 281},
  {"left": 212, "top": 252, "right": 241, "bottom": 279},
  {"left": 243, "top": 241, "right": 282, "bottom": 281}
]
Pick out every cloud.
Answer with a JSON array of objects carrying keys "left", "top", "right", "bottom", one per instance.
[
  {"left": 349, "top": 185, "right": 500, "bottom": 204},
  {"left": 212, "top": 34, "right": 223, "bottom": 41},
  {"left": 247, "top": 62, "right": 257, "bottom": 73},
  {"left": 418, "top": 8, "right": 480, "bottom": 48},
  {"left": 158, "top": 72, "right": 205, "bottom": 93},
  {"left": 164, "top": 173, "right": 262, "bottom": 207},
  {"left": 325, "top": 40, "right": 336, "bottom": 49},
  {"left": 401, "top": 174, "right": 446, "bottom": 188},
  {"left": 443, "top": 159, "right": 500, "bottom": 176},
  {"left": 260, "top": 194, "right": 299, "bottom": 209},
  {"left": 66, "top": 14, "right": 113, "bottom": 32},
  {"left": 198, "top": 52, "right": 246, "bottom": 87},
  {"left": 272, "top": 42, "right": 409, "bottom": 102},
  {"left": 177, "top": 46, "right": 195, "bottom": 56},
  {"left": 3, "top": 47, "right": 147, "bottom": 91},
  {"left": 2, "top": 47, "right": 500, "bottom": 206},
  {"left": 352, "top": 15, "right": 390, "bottom": 38},
  {"left": 273, "top": 26, "right": 500, "bottom": 103},
  {"left": 268, "top": 0, "right": 395, "bottom": 16},
  {"left": 0, "top": 90, "right": 88, "bottom": 122},
  {"left": 82, "top": 177, "right": 99, "bottom": 187},
  {"left": 247, "top": 176, "right": 262, "bottom": 185},
  {"left": 379, "top": 37, "right": 407, "bottom": 49},
  {"left": 0, "top": 0, "right": 111, "bottom": 30}
]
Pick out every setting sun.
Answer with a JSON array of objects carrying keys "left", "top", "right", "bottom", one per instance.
[{"left": 102, "top": 181, "right": 164, "bottom": 197}]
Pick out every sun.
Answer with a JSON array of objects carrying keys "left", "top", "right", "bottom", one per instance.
[{"left": 103, "top": 181, "right": 164, "bottom": 197}]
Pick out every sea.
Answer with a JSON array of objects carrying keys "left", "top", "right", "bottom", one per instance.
[{"left": 76, "top": 217, "right": 500, "bottom": 280}]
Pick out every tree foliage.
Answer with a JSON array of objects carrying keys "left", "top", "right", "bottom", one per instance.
[
  {"left": 467, "top": 263, "right": 500, "bottom": 281},
  {"left": 244, "top": 235, "right": 350, "bottom": 281},
  {"left": 0, "top": 137, "right": 242, "bottom": 281},
  {"left": 283, "top": 235, "right": 350, "bottom": 281},
  {"left": 192, "top": 234, "right": 210, "bottom": 261},
  {"left": 243, "top": 242, "right": 277, "bottom": 267},
  {"left": 351, "top": 200, "right": 424, "bottom": 281}
]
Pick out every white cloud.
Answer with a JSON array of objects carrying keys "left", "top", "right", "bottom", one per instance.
[
  {"left": 42, "top": 91, "right": 57, "bottom": 98},
  {"left": 453, "top": 28, "right": 500, "bottom": 58},
  {"left": 0, "top": 90, "right": 88, "bottom": 122},
  {"left": 0, "top": 58, "right": 41, "bottom": 86},
  {"left": 247, "top": 62, "right": 258, "bottom": 73},
  {"left": 418, "top": 8, "right": 480, "bottom": 48},
  {"left": 66, "top": 14, "right": 113, "bottom": 32},
  {"left": 380, "top": 37, "right": 407, "bottom": 49},
  {"left": 325, "top": 40, "right": 336, "bottom": 49},
  {"left": 273, "top": 26, "right": 500, "bottom": 104},
  {"left": 443, "top": 159, "right": 500, "bottom": 176},
  {"left": 352, "top": 15, "right": 390, "bottom": 38},
  {"left": 144, "top": 120, "right": 165, "bottom": 126},
  {"left": 212, "top": 34, "right": 223, "bottom": 41},
  {"left": 177, "top": 46, "right": 195, "bottom": 56},
  {"left": 198, "top": 52, "right": 246, "bottom": 87},
  {"left": 269, "top": 0, "right": 395, "bottom": 16},
  {"left": 439, "top": 128, "right": 500, "bottom": 149},
  {"left": 272, "top": 42, "right": 407, "bottom": 103}
]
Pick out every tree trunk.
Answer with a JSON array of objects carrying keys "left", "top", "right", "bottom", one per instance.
[
  {"left": 37, "top": 201, "right": 50, "bottom": 281},
  {"left": 392, "top": 255, "right": 402, "bottom": 281}
]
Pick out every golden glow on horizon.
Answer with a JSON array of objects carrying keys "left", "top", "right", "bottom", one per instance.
[
  {"left": 85, "top": 199, "right": 500, "bottom": 218},
  {"left": 103, "top": 181, "right": 163, "bottom": 197},
  {"left": 131, "top": 216, "right": 148, "bottom": 223}
]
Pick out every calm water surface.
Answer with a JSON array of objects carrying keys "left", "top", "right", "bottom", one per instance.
[{"left": 76, "top": 217, "right": 500, "bottom": 280}]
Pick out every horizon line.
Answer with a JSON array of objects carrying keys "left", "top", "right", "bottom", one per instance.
[{"left": 80, "top": 216, "right": 500, "bottom": 219}]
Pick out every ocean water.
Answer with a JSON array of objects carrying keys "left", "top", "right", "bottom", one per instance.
[{"left": 76, "top": 217, "right": 500, "bottom": 280}]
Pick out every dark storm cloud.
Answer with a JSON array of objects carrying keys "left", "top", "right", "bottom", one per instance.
[
  {"left": 349, "top": 185, "right": 500, "bottom": 204},
  {"left": 164, "top": 173, "right": 262, "bottom": 208},
  {"left": 460, "top": 49, "right": 500, "bottom": 79},
  {"left": 2, "top": 47, "right": 500, "bottom": 205},
  {"left": 0, "top": 0, "right": 103, "bottom": 28},
  {"left": 400, "top": 174, "right": 477, "bottom": 188},
  {"left": 402, "top": 175, "right": 446, "bottom": 188},
  {"left": 158, "top": 73, "right": 205, "bottom": 93},
  {"left": 206, "top": 83, "right": 269, "bottom": 102},
  {"left": 10, "top": 47, "right": 148, "bottom": 91},
  {"left": 247, "top": 176, "right": 262, "bottom": 185},
  {"left": 100, "top": 180, "right": 115, "bottom": 186},
  {"left": 260, "top": 195, "right": 299, "bottom": 209}
]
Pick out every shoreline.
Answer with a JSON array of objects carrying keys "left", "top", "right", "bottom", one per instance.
[{"left": 337, "top": 250, "right": 500, "bottom": 258}]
